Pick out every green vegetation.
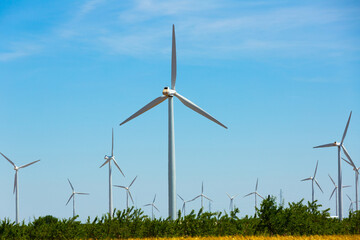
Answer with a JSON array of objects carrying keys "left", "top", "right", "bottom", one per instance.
[{"left": 0, "top": 196, "right": 359, "bottom": 239}]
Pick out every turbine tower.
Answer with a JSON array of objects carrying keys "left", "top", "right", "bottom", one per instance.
[
  {"left": 226, "top": 193, "right": 239, "bottom": 212},
  {"left": 342, "top": 157, "right": 359, "bottom": 211},
  {"left": 314, "top": 111, "right": 352, "bottom": 220},
  {"left": 144, "top": 194, "right": 159, "bottom": 220},
  {"left": 66, "top": 179, "right": 89, "bottom": 218},
  {"left": 100, "top": 128, "right": 125, "bottom": 217},
  {"left": 191, "top": 182, "right": 213, "bottom": 209},
  {"left": 244, "top": 178, "right": 264, "bottom": 210},
  {"left": 120, "top": 25, "right": 227, "bottom": 219},
  {"left": 301, "top": 160, "right": 323, "bottom": 203},
  {"left": 0, "top": 152, "right": 40, "bottom": 224},
  {"left": 329, "top": 174, "right": 350, "bottom": 216},
  {"left": 114, "top": 176, "right": 137, "bottom": 209}
]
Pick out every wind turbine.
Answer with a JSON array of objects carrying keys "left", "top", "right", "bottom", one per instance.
[
  {"left": 244, "top": 178, "right": 264, "bottom": 210},
  {"left": 99, "top": 128, "right": 125, "bottom": 217},
  {"left": 177, "top": 194, "right": 194, "bottom": 216},
  {"left": 342, "top": 157, "right": 359, "bottom": 211},
  {"left": 226, "top": 193, "right": 239, "bottom": 212},
  {"left": 346, "top": 194, "right": 359, "bottom": 212},
  {"left": 329, "top": 174, "right": 350, "bottom": 216},
  {"left": 191, "top": 182, "right": 213, "bottom": 209},
  {"left": 120, "top": 25, "right": 227, "bottom": 220},
  {"left": 114, "top": 176, "right": 137, "bottom": 209},
  {"left": 66, "top": 179, "right": 89, "bottom": 218},
  {"left": 314, "top": 111, "right": 352, "bottom": 220},
  {"left": 144, "top": 194, "right": 159, "bottom": 220},
  {"left": 301, "top": 160, "right": 323, "bottom": 202},
  {"left": 0, "top": 152, "right": 40, "bottom": 224}
]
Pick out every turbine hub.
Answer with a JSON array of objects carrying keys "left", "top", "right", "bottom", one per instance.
[
  {"left": 104, "top": 155, "right": 109, "bottom": 160},
  {"left": 163, "top": 87, "right": 176, "bottom": 96}
]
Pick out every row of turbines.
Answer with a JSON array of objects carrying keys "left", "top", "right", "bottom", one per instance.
[{"left": 1, "top": 25, "right": 358, "bottom": 223}]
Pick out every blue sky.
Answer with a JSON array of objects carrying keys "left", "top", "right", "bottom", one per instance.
[{"left": 0, "top": 0, "right": 359, "bottom": 222}]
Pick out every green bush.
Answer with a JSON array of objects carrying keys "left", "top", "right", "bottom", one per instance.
[{"left": 0, "top": 198, "right": 359, "bottom": 239}]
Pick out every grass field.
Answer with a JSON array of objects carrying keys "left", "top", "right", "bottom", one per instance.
[{"left": 126, "top": 236, "right": 360, "bottom": 240}]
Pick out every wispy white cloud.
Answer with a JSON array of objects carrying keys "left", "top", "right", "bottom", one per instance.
[{"left": 0, "top": 43, "right": 40, "bottom": 62}]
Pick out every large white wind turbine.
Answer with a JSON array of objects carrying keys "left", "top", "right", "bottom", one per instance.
[
  {"left": 66, "top": 179, "right": 89, "bottom": 218},
  {"left": 314, "top": 111, "right": 352, "bottom": 220},
  {"left": 342, "top": 157, "right": 359, "bottom": 211},
  {"left": 329, "top": 174, "right": 350, "bottom": 217},
  {"left": 114, "top": 176, "right": 137, "bottom": 209},
  {"left": 301, "top": 160, "right": 323, "bottom": 203},
  {"left": 144, "top": 194, "right": 159, "bottom": 220},
  {"left": 177, "top": 194, "right": 194, "bottom": 216},
  {"left": 226, "top": 193, "right": 239, "bottom": 212},
  {"left": 120, "top": 25, "right": 227, "bottom": 220},
  {"left": 0, "top": 152, "right": 40, "bottom": 224},
  {"left": 99, "top": 128, "right": 125, "bottom": 217},
  {"left": 191, "top": 182, "right": 213, "bottom": 209},
  {"left": 244, "top": 178, "right": 264, "bottom": 210}
]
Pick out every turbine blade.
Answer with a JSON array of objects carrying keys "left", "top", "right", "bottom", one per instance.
[
  {"left": 315, "top": 179, "right": 323, "bottom": 193},
  {"left": 201, "top": 181, "right": 204, "bottom": 194},
  {"left": 226, "top": 192, "right": 231, "bottom": 199},
  {"left": 144, "top": 204, "right": 151, "bottom": 207},
  {"left": 0, "top": 152, "right": 16, "bottom": 167},
  {"left": 128, "top": 190, "right": 134, "bottom": 204},
  {"left": 19, "top": 159, "right": 40, "bottom": 169},
  {"left": 113, "top": 185, "right": 126, "bottom": 189},
  {"left": 174, "top": 92, "right": 227, "bottom": 129},
  {"left": 13, "top": 171, "right": 17, "bottom": 194},
  {"left": 329, "top": 188, "right": 336, "bottom": 200},
  {"left": 301, "top": 177, "right": 312, "bottom": 181},
  {"left": 66, "top": 193, "right": 74, "bottom": 205},
  {"left": 111, "top": 128, "right": 114, "bottom": 156},
  {"left": 177, "top": 194, "right": 184, "bottom": 202},
  {"left": 77, "top": 193, "right": 90, "bottom": 195},
  {"left": 112, "top": 159, "right": 125, "bottom": 177},
  {"left": 244, "top": 192, "right": 255, "bottom": 197},
  {"left": 256, "top": 178, "right": 258, "bottom": 191},
  {"left": 171, "top": 24, "right": 176, "bottom": 90},
  {"left": 341, "top": 146, "right": 354, "bottom": 167},
  {"left": 342, "top": 185, "right": 351, "bottom": 188},
  {"left": 313, "top": 143, "right": 336, "bottom": 148},
  {"left": 342, "top": 157, "right": 355, "bottom": 168},
  {"left": 203, "top": 195, "right": 213, "bottom": 201},
  {"left": 129, "top": 176, "right": 137, "bottom": 188},
  {"left": 328, "top": 174, "right": 336, "bottom": 186},
  {"left": 153, "top": 194, "right": 156, "bottom": 203},
  {"left": 153, "top": 205, "right": 160, "bottom": 212},
  {"left": 99, "top": 159, "right": 110, "bottom": 168},
  {"left": 68, "top": 179, "right": 74, "bottom": 191},
  {"left": 257, "top": 192, "right": 264, "bottom": 199},
  {"left": 341, "top": 111, "right": 352, "bottom": 145},
  {"left": 313, "top": 160, "right": 319, "bottom": 178},
  {"left": 346, "top": 194, "right": 352, "bottom": 201},
  {"left": 120, "top": 95, "right": 168, "bottom": 126},
  {"left": 190, "top": 195, "right": 201, "bottom": 202}
]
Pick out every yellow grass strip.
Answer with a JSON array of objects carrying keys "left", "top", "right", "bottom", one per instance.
[{"left": 126, "top": 235, "right": 360, "bottom": 240}]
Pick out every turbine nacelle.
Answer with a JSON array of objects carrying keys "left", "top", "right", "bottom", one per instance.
[
  {"left": 162, "top": 87, "right": 176, "bottom": 96},
  {"left": 104, "top": 155, "right": 113, "bottom": 160}
]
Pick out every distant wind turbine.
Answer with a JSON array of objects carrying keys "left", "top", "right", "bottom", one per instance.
[
  {"left": 0, "top": 152, "right": 40, "bottom": 224},
  {"left": 66, "top": 179, "right": 89, "bottom": 218},
  {"left": 114, "top": 176, "right": 137, "bottom": 209},
  {"left": 226, "top": 193, "right": 239, "bottom": 212},
  {"left": 346, "top": 194, "right": 359, "bottom": 212},
  {"left": 99, "top": 128, "right": 125, "bottom": 217},
  {"left": 314, "top": 111, "right": 352, "bottom": 220},
  {"left": 144, "top": 194, "right": 159, "bottom": 220},
  {"left": 329, "top": 174, "right": 350, "bottom": 216},
  {"left": 244, "top": 178, "right": 264, "bottom": 210},
  {"left": 120, "top": 25, "right": 227, "bottom": 220},
  {"left": 177, "top": 194, "right": 195, "bottom": 216},
  {"left": 342, "top": 157, "right": 359, "bottom": 211},
  {"left": 191, "top": 182, "right": 212, "bottom": 209},
  {"left": 301, "top": 160, "right": 323, "bottom": 202}
]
